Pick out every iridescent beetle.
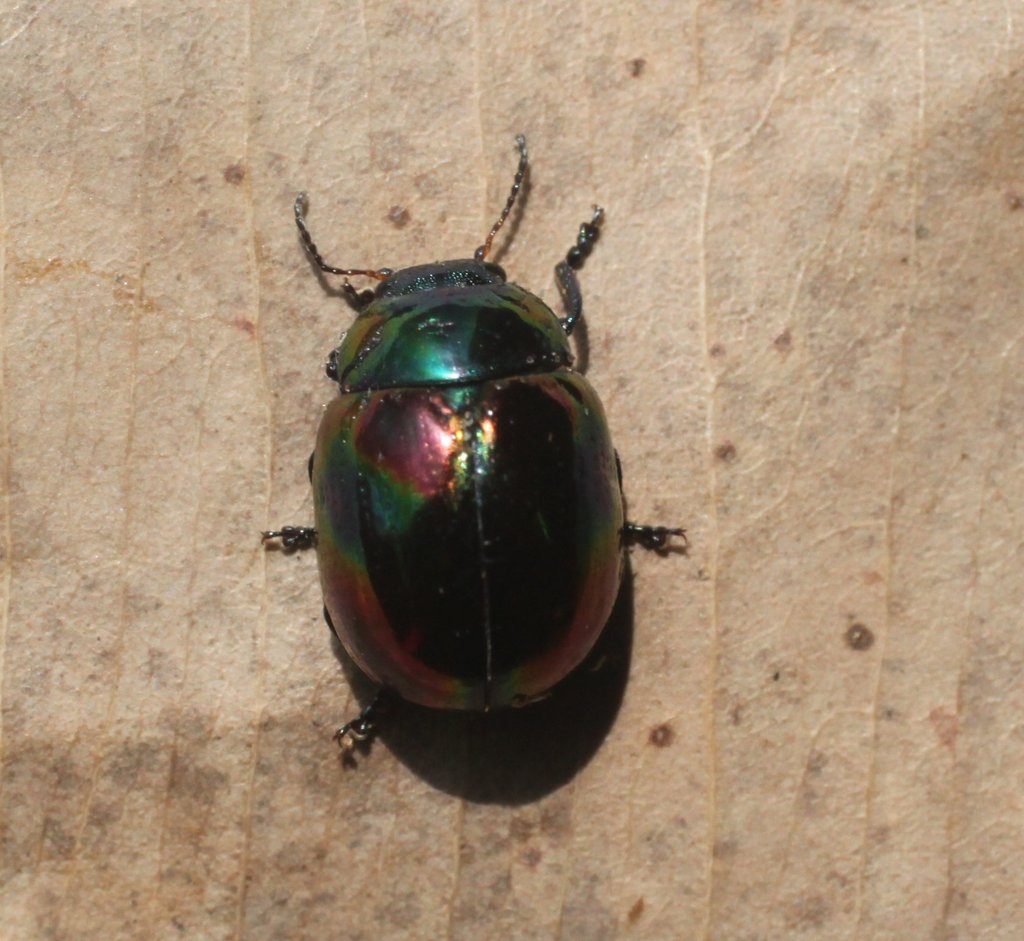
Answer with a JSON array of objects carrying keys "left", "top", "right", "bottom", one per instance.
[{"left": 264, "top": 136, "right": 685, "bottom": 748}]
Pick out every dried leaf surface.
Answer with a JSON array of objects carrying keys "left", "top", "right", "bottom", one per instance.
[{"left": 1, "top": 3, "right": 1022, "bottom": 939}]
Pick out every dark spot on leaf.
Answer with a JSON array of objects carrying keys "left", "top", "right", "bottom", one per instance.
[
  {"left": 232, "top": 317, "right": 256, "bottom": 337},
  {"left": 807, "top": 750, "right": 828, "bottom": 775},
  {"left": 648, "top": 723, "right": 674, "bottom": 747},
  {"left": 540, "top": 801, "right": 572, "bottom": 837},
  {"left": 523, "top": 846, "right": 543, "bottom": 867},
  {"left": 715, "top": 441, "right": 737, "bottom": 463},
  {"left": 510, "top": 816, "right": 534, "bottom": 842},
  {"left": 929, "top": 706, "right": 958, "bottom": 750},
  {"left": 845, "top": 622, "right": 874, "bottom": 651},
  {"left": 223, "top": 163, "right": 246, "bottom": 185},
  {"left": 709, "top": 342, "right": 726, "bottom": 358},
  {"left": 628, "top": 897, "right": 645, "bottom": 923},
  {"left": 784, "top": 893, "right": 828, "bottom": 929},
  {"left": 388, "top": 205, "right": 410, "bottom": 228},
  {"left": 713, "top": 838, "right": 738, "bottom": 859},
  {"left": 628, "top": 58, "right": 646, "bottom": 77},
  {"left": 774, "top": 328, "right": 792, "bottom": 351}
]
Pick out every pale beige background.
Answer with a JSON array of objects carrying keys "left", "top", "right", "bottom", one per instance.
[{"left": 2, "top": 2, "right": 1022, "bottom": 939}]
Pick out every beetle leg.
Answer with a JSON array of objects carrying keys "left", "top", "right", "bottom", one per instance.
[
  {"left": 557, "top": 206, "right": 604, "bottom": 336},
  {"left": 339, "top": 279, "right": 376, "bottom": 314},
  {"left": 334, "top": 691, "right": 385, "bottom": 752},
  {"left": 622, "top": 522, "right": 688, "bottom": 554},
  {"left": 261, "top": 526, "right": 317, "bottom": 551}
]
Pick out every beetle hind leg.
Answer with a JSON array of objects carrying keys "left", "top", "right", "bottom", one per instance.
[
  {"left": 622, "top": 522, "right": 688, "bottom": 554},
  {"left": 334, "top": 691, "right": 386, "bottom": 753}
]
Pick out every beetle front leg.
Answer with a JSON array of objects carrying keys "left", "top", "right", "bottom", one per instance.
[
  {"left": 623, "top": 522, "right": 688, "bottom": 554},
  {"left": 556, "top": 206, "right": 604, "bottom": 336},
  {"left": 339, "top": 279, "right": 376, "bottom": 314},
  {"left": 261, "top": 526, "right": 317, "bottom": 551}
]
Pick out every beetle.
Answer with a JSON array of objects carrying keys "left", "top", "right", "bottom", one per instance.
[{"left": 264, "top": 136, "right": 685, "bottom": 748}]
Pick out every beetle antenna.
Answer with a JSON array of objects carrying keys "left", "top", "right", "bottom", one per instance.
[
  {"left": 294, "top": 193, "right": 393, "bottom": 281},
  {"left": 474, "top": 134, "right": 528, "bottom": 262}
]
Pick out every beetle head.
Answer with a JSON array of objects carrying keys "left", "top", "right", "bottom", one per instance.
[{"left": 374, "top": 260, "right": 506, "bottom": 300}]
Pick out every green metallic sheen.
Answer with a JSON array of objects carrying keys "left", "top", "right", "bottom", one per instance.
[{"left": 332, "top": 278, "right": 572, "bottom": 393}]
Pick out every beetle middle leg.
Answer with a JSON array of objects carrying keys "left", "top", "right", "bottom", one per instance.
[
  {"left": 556, "top": 206, "right": 604, "bottom": 335},
  {"left": 614, "top": 452, "right": 687, "bottom": 553},
  {"left": 623, "top": 522, "right": 688, "bottom": 554},
  {"left": 261, "top": 452, "right": 317, "bottom": 550}
]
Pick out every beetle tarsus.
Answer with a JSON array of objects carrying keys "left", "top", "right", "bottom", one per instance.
[
  {"left": 261, "top": 526, "right": 317, "bottom": 551},
  {"left": 623, "top": 522, "right": 688, "bottom": 554},
  {"left": 334, "top": 693, "right": 385, "bottom": 752},
  {"left": 558, "top": 206, "right": 604, "bottom": 335}
]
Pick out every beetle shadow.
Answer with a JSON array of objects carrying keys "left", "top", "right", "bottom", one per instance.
[{"left": 330, "top": 562, "right": 635, "bottom": 804}]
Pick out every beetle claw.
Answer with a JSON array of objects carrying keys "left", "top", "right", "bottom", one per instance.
[{"left": 333, "top": 724, "right": 365, "bottom": 750}]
